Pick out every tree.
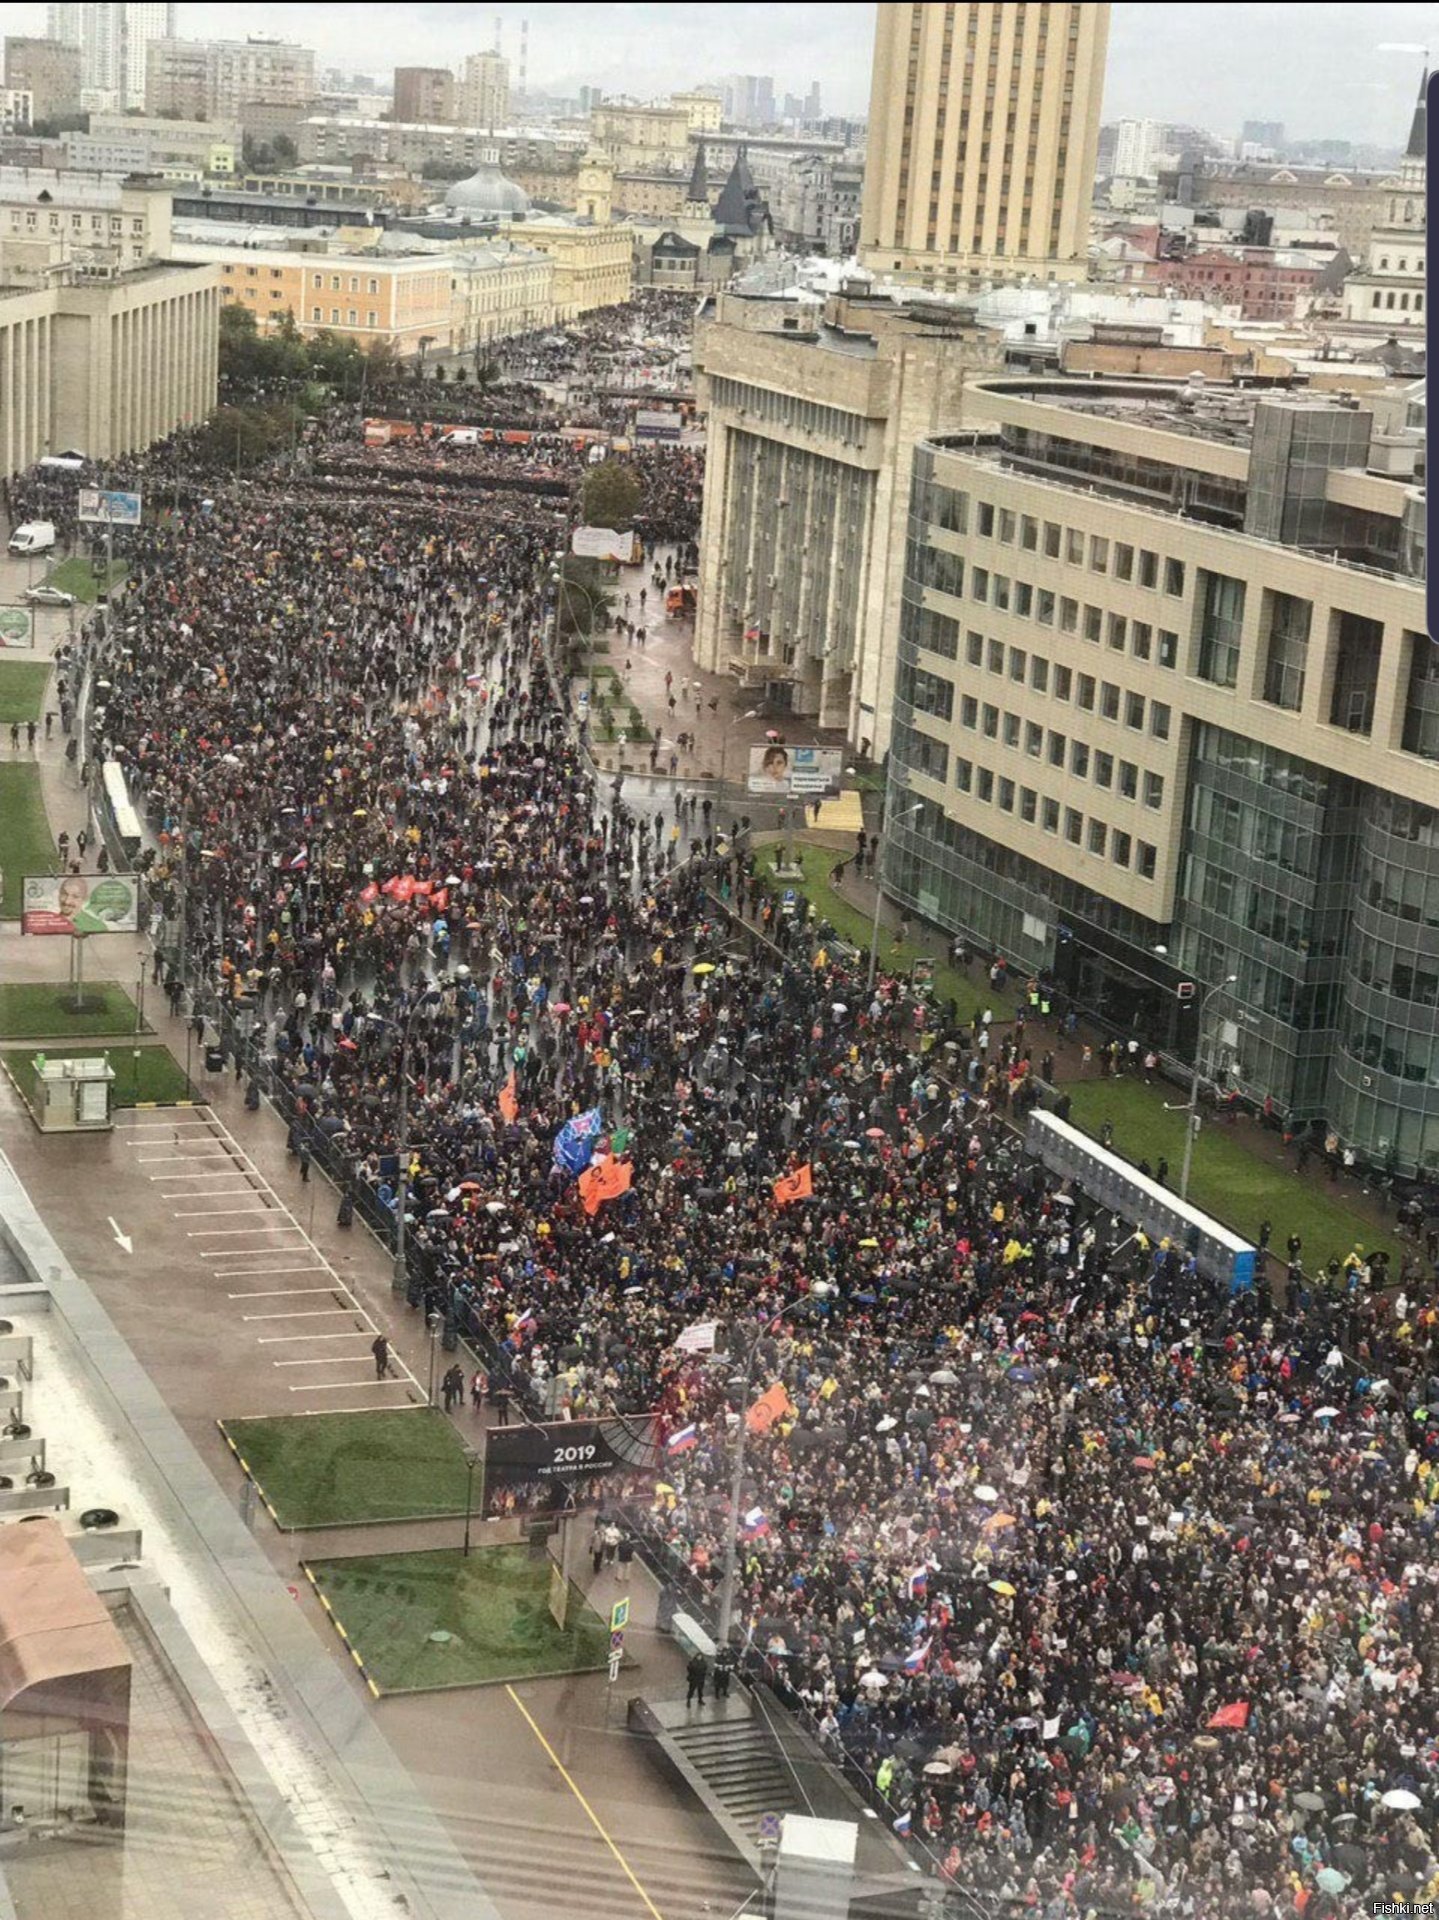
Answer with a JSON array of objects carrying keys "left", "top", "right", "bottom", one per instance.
[
  {"left": 582, "top": 461, "right": 642, "bottom": 531},
  {"left": 555, "top": 556, "right": 614, "bottom": 640}
]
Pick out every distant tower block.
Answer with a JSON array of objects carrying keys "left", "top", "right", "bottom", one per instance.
[{"left": 519, "top": 18, "right": 528, "bottom": 99}]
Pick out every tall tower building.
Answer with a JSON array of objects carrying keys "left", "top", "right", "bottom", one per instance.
[
  {"left": 859, "top": 2, "right": 1109, "bottom": 286},
  {"left": 47, "top": 2, "right": 174, "bottom": 109}
]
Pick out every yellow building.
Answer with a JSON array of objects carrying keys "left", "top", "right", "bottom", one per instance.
[
  {"left": 590, "top": 103, "right": 690, "bottom": 173},
  {"left": 860, "top": 2, "right": 1109, "bottom": 287},
  {"left": 670, "top": 90, "right": 723, "bottom": 133},
  {"left": 512, "top": 219, "right": 633, "bottom": 321},
  {"left": 574, "top": 148, "right": 615, "bottom": 224}
]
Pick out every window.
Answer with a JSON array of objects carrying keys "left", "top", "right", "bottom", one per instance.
[
  {"left": 1020, "top": 787, "right": 1037, "bottom": 823},
  {"left": 1119, "top": 761, "right": 1138, "bottom": 800},
  {"left": 1054, "top": 665, "right": 1073, "bottom": 701},
  {"left": 1065, "top": 808, "right": 1083, "bottom": 845},
  {"left": 998, "top": 777, "right": 1015, "bottom": 812},
  {"left": 927, "top": 548, "right": 964, "bottom": 596},
  {"left": 312, "top": 305, "right": 322, "bottom": 321},
  {"left": 998, "top": 509, "right": 1016, "bottom": 544},
  {"left": 1020, "top": 515, "right": 1038, "bottom": 551},
  {"left": 1071, "top": 741, "right": 1090, "bottom": 778},
  {"left": 331, "top": 308, "right": 340, "bottom": 323},
  {"left": 1089, "top": 535, "right": 1109, "bottom": 572},
  {"left": 977, "top": 502, "right": 995, "bottom": 536},
  {"left": 367, "top": 310, "right": 378, "bottom": 326},
  {"left": 1036, "top": 588, "right": 1055, "bottom": 626},
  {"left": 1015, "top": 582, "right": 1032, "bottom": 617},
  {"left": 1132, "top": 621, "right": 1152, "bottom": 662},
  {"left": 1043, "top": 522, "right": 1061, "bottom": 558},
  {"left": 971, "top": 566, "right": 989, "bottom": 603},
  {"left": 1003, "top": 712, "right": 1020, "bottom": 747},
  {"left": 1164, "top": 557, "right": 1185, "bottom": 596},
  {"left": 1088, "top": 820, "right": 1107, "bottom": 856},
  {"left": 1025, "top": 720, "right": 1043, "bottom": 757},
  {"left": 313, "top": 272, "right": 322, "bottom": 288},
  {"left": 966, "top": 631, "right": 983, "bottom": 666},
  {"left": 1030, "top": 656, "right": 1049, "bottom": 692},
  {"left": 1009, "top": 648, "right": 1026, "bottom": 682},
  {"left": 961, "top": 695, "right": 978, "bottom": 729},
  {"left": 1067, "top": 528, "right": 1085, "bottom": 564},
  {"left": 1094, "top": 750, "right": 1114, "bottom": 789},
  {"left": 1143, "top": 770, "right": 1164, "bottom": 808},
  {"left": 1158, "top": 629, "right": 1178, "bottom": 669},
  {"left": 368, "top": 277, "right": 379, "bottom": 294},
  {"left": 977, "top": 767, "right": 994, "bottom": 802},
  {"left": 1196, "top": 570, "right": 1245, "bottom": 687},
  {"left": 956, "top": 758, "right": 973, "bottom": 792},
  {"left": 934, "top": 486, "right": 967, "bottom": 532},
  {"left": 1138, "top": 842, "right": 1157, "bottom": 881},
  {"left": 349, "top": 275, "right": 359, "bottom": 292},
  {"left": 982, "top": 703, "right": 999, "bottom": 738},
  {"left": 347, "top": 309, "right": 357, "bottom": 324},
  {"left": 1112, "top": 830, "right": 1132, "bottom": 867},
  {"left": 988, "top": 638, "right": 1005, "bottom": 674},
  {"left": 1262, "top": 591, "right": 1311, "bottom": 712},
  {"left": 1048, "top": 730, "right": 1066, "bottom": 767},
  {"left": 1114, "top": 543, "right": 1134, "bottom": 582},
  {"left": 1104, "top": 614, "right": 1124, "bottom": 652},
  {"left": 993, "top": 575, "right": 1011, "bottom": 611},
  {"left": 331, "top": 274, "right": 341, "bottom": 290},
  {"left": 1125, "top": 692, "right": 1145, "bottom": 730},
  {"left": 1042, "top": 797, "right": 1060, "bottom": 833},
  {"left": 1083, "top": 605, "right": 1102, "bottom": 644},
  {"left": 1150, "top": 702, "right": 1171, "bottom": 740},
  {"left": 1059, "top": 597, "right": 1079, "bottom": 633}
]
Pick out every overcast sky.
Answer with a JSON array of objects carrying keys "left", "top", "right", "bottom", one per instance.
[{"left": 0, "top": 1, "right": 1432, "bottom": 144}]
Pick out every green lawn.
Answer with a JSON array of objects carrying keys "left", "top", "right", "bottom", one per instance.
[
  {"left": 0, "top": 764, "right": 54, "bottom": 916},
  {"left": 0, "top": 981, "right": 145, "bottom": 1039},
  {"left": 1064, "top": 1077, "right": 1380, "bottom": 1264},
  {"left": 44, "top": 556, "right": 128, "bottom": 603},
  {"left": 303, "top": 1545, "right": 609, "bottom": 1693},
  {"left": 219, "top": 1409, "right": 476, "bottom": 1529},
  {"left": 4, "top": 1046, "right": 190, "bottom": 1110},
  {"left": 768, "top": 842, "right": 991, "bottom": 1024},
  {"left": 0, "top": 663, "right": 50, "bottom": 725}
]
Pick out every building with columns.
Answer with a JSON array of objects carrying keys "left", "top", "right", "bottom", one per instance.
[
  {"left": 1341, "top": 73, "right": 1427, "bottom": 331},
  {"left": 0, "top": 260, "right": 221, "bottom": 472}
]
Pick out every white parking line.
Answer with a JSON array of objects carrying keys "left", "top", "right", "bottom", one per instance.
[
  {"left": 214, "top": 1264, "right": 328, "bottom": 1279},
  {"left": 173, "top": 1207, "right": 276, "bottom": 1218},
  {"left": 290, "top": 1380, "right": 401, "bottom": 1393},
  {"left": 188, "top": 1226, "right": 304, "bottom": 1238},
  {"left": 149, "top": 1171, "right": 256, "bottom": 1181},
  {"left": 228, "top": 1288, "right": 353, "bottom": 1300},
  {"left": 125, "top": 1121, "right": 216, "bottom": 1133},
  {"left": 199, "top": 1246, "right": 309, "bottom": 1258},
  {"left": 273, "top": 1356, "right": 373, "bottom": 1367},
  {"left": 241, "top": 1308, "right": 359, "bottom": 1321},
  {"left": 256, "top": 1331, "right": 368, "bottom": 1344}
]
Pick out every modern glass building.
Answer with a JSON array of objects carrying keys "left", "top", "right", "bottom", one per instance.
[{"left": 885, "top": 373, "right": 1437, "bottom": 1171}]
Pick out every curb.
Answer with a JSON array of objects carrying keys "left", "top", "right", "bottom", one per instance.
[
  {"left": 300, "top": 1559, "right": 382, "bottom": 1699},
  {"left": 215, "top": 1419, "right": 284, "bottom": 1530}
]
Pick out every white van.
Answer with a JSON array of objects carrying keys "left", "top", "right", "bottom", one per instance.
[{"left": 8, "top": 521, "right": 56, "bottom": 555}]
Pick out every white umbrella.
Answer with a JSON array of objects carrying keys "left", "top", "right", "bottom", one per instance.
[
  {"left": 974, "top": 1484, "right": 999, "bottom": 1502},
  {"left": 1314, "top": 1406, "right": 1341, "bottom": 1419},
  {"left": 929, "top": 1368, "right": 960, "bottom": 1385},
  {"left": 876, "top": 1415, "right": 899, "bottom": 1433},
  {"left": 1382, "top": 1788, "right": 1422, "bottom": 1810},
  {"left": 859, "top": 1668, "right": 887, "bottom": 1690}
]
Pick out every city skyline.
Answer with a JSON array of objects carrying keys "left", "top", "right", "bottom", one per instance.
[{"left": 0, "top": 0, "right": 1431, "bottom": 141}]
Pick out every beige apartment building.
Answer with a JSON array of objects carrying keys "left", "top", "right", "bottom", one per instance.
[
  {"left": 393, "top": 67, "right": 455, "bottom": 126},
  {"left": 860, "top": 1, "right": 1109, "bottom": 287},
  {"left": 4, "top": 36, "right": 81, "bottom": 122},
  {"left": 145, "top": 35, "right": 314, "bottom": 122},
  {"left": 458, "top": 51, "right": 508, "bottom": 131},
  {"left": 516, "top": 220, "right": 632, "bottom": 321},
  {"left": 0, "top": 170, "right": 172, "bottom": 282},
  {"left": 0, "top": 260, "right": 220, "bottom": 471},
  {"left": 693, "top": 285, "right": 1000, "bottom": 745},
  {"left": 590, "top": 103, "right": 691, "bottom": 174},
  {"left": 885, "top": 373, "right": 1436, "bottom": 1169}
]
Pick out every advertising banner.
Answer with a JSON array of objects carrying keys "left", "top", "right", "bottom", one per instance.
[
  {"left": 747, "top": 744, "right": 844, "bottom": 798},
  {"left": 0, "top": 607, "right": 35, "bottom": 650},
  {"left": 634, "top": 407, "right": 682, "bottom": 442},
  {"left": 571, "top": 525, "right": 640, "bottom": 564},
  {"left": 22, "top": 873, "right": 140, "bottom": 936},
  {"left": 77, "top": 488, "right": 142, "bottom": 526},
  {"left": 481, "top": 1415, "right": 659, "bottom": 1519}
]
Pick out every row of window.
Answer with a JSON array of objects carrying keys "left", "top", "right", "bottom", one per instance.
[
  {"left": 920, "top": 546, "right": 1184, "bottom": 671},
  {"left": 947, "top": 658, "right": 1171, "bottom": 739},
  {"left": 311, "top": 308, "right": 379, "bottom": 327},
  {"left": 929, "top": 485, "right": 1187, "bottom": 596},
  {"left": 950, "top": 695, "right": 1165, "bottom": 806},
  {"left": 5, "top": 210, "right": 144, "bottom": 234},
  {"left": 951, "top": 759, "right": 1159, "bottom": 879}
]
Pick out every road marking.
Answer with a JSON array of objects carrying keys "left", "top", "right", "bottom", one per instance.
[
  {"left": 108, "top": 1216, "right": 133, "bottom": 1254},
  {"left": 504, "top": 1685, "right": 666, "bottom": 1920},
  {"left": 200, "top": 1247, "right": 312, "bottom": 1259},
  {"left": 135, "top": 1151, "right": 234, "bottom": 1163},
  {"left": 229, "top": 1288, "right": 353, "bottom": 1300},
  {"left": 256, "top": 1331, "right": 371, "bottom": 1344},
  {"left": 289, "top": 1380, "right": 405, "bottom": 1393},
  {"left": 173, "top": 1207, "right": 275, "bottom": 1218},
  {"left": 149, "top": 1171, "right": 256, "bottom": 1181},
  {"left": 273, "top": 1356, "right": 376, "bottom": 1366},
  {"left": 125, "top": 1121, "right": 215, "bottom": 1133},
  {"left": 188, "top": 1226, "right": 305, "bottom": 1238},
  {"left": 158, "top": 1185, "right": 266, "bottom": 1198},
  {"left": 241, "top": 1308, "right": 359, "bottom": 1322},
  {"left": 213, "top": 1263, "right": 328, "bottom": 1279}
]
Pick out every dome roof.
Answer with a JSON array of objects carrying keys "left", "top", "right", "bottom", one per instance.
[{"left": 443, "top": 164, "right": 530, "bottom": 217}]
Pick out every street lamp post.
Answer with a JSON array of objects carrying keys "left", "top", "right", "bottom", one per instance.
[
  {"left": 718, "top": 708, "right": 759, "bottom": 795},
  {"left": 866, "top": 794, "right": 925, "bottom": 991},
  {"left": 425, "top": 1311, "right": 441, "bottom": 1406},
  {"left": 1179, "top": 973, "right": 1239, "bottom": 1202},
  {"left": 715, "top": 1279, "right": 831, "bottom": 1652},
  {"left": 390, "top": 985, "right": 441, "bottom": 1294},
  {"left": 462, "top": 1447, "right": 482, "bottom": 1556}
]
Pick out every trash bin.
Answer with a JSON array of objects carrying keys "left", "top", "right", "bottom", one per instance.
[{"left": 204, "top": 1044, "right": 224, "bottom": 1073}]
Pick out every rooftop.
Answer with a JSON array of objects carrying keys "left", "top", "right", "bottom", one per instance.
[{"left": 999, "top": 376, "right": 1373, "bottom": 447}]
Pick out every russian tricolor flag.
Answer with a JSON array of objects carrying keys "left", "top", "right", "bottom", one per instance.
[
  {"left": 892, "top": 1809, "right": 912, "bottom": 1836},
  {"left": 666, "top": 1424, "right": 697, "bottom": 1455},
  {"left": 742, "top": 1506, "right": 769, "bottom": 1537},
  {"left": 903, "top": 1637, "right": 931, "bottom": 1673},
  {"left": 906, "top": 1565, "right": 928, "bottom": 1600},
  {"left": 289, "top": 846, "right": 309, "bottom": 871}
]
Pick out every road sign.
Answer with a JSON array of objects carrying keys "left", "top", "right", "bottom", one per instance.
[
  {"left": 758, "top": 1812, "right": 782, "bottom": 1846},
  {"left": 610, "top": 1597, "right": 630, "bottom": 1634},
  {"left": 607, "top": 1647, "right": 623, "bottom": 1683}
]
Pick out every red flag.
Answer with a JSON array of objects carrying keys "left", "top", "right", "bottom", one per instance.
[
  {"left": 772, "top": 1164, "right": 813, "bottom": 1207},
  {"left": 1207, "top": 1702, "right": 1250, "bottom": 1730},
  {"left": 579, "top": 1158, "right": 633, "bottom": 1216},
  {"left": 497, "top": 1069, "right": 518, "bottom": 1125},
  {"left": 746, "top": 1381, "right": 795, "bottom": 1435}
]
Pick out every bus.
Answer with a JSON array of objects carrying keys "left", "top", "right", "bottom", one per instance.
[
  {"left": 1025, "top": 1108, "right": 1258, "bottom": 1293},
  {"left": 100, "top": 760, "right": 143, "bottom": 865}
]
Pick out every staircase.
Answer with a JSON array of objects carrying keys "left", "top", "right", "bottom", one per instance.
[{"left": 629, "top": 1695, "right": 799, "bottom": 1873}]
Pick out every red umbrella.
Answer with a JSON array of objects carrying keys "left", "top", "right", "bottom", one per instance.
[{"left": 865, "top": 1127, "right": 886, "bottom": 1139}]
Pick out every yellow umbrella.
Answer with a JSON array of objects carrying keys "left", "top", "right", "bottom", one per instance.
[
  {"left": 988, "top": 1579, "right": 1016, "bottom": 1596},
  {"left": 692, "top": 961, "right": 717, "bottom": 975},
  {"left": 983, "top": 1512, "right": 1017, "bottom": 1532}
]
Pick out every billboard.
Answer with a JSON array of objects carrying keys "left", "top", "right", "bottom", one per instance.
[
  {"left": 747, "top": 744, "right": 845, "bottom": 798},
  {"left": 635, "top": 407, "right": 682, "bottom": 443},
  {"left": 22, "top": 873, "right": 140, "bottom": 936},
  {"left": 77, "top": 488, "right": 142, "bottom": 526},
  {"left": 0, "top": 607, "right": 35, "bottom": 650},
  {"left": 572, "top": 525, "right": 639, "bottom": 564},
  {"left": 481, "top": 1415, "right": 659, "bottom": 1520}
]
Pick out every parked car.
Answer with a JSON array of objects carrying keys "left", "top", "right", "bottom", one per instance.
[{"left": 24, "top": 583, "right": 75, "bottom": 607}]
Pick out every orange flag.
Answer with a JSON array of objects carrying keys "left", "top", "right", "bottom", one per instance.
[
  {"left": 579, "top": 1157, "right": 633, "bottom": 1216},
  {"left": 746, "top": 1381, "right": 795, "bottom": 1435},
  {"left": 772, "top": 1164, "right": 813, "bottom": 1207},
  {"left": 498, "top": 1069, "right": 518, "bottom": 1124}
]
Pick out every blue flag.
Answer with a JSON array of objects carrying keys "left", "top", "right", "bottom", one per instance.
[{"left": 553, "top": 1108, "right": 604, "bottom": 1176}]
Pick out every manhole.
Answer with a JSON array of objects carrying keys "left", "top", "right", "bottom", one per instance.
[{"left": 428, "top": 1630, "right": 455, "bottom": 1645}]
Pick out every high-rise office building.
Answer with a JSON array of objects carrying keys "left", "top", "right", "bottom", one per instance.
[
  {"left": 1241, "top": 118, "right": 1285, "bottom": 150},
  {"left": 48, "top": 2, "right": 173, "bottom": 110},
  {"left": 393, "top": 66, "right": 455, "bottom": 125},
  {"left": 4, "top": 36, "right": 82, "bottom": 122},
  {"left": 885, "top": 372, "right": 1434, "bottom": 1169},
  {"left": 458, "top": 51, "right": 509, "bottom": 131},
  {"left": 1113, "top": 117, "right": 1162, "bottom": 179},
  {"left": 859, "top": 2, "right": 1110, "bottom": 286}
]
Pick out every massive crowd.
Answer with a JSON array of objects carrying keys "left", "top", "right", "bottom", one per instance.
[{"left": 44, "top": 307, "right": 1439, "bottom": 1919}]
